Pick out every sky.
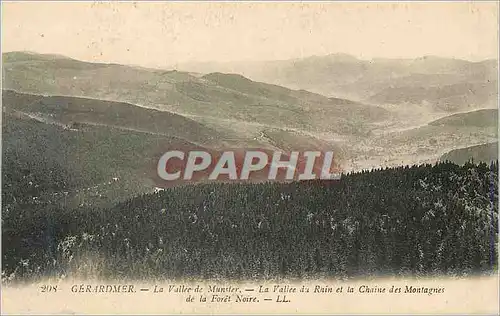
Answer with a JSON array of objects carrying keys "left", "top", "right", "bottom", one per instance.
[{"left": 2, "top": 1, "right": 499, "bottom": 68}]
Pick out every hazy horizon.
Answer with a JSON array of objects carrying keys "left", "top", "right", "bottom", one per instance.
[
  {"left": 3, "top": 49, "right": 499, "bottom": 71},
  {"left": 2, "top": 2, "right": 498, "bottom": 69}
]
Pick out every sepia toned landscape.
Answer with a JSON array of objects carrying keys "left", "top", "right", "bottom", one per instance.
[{"left": 1, "top": 2, "right": 499, "bottom": 314}]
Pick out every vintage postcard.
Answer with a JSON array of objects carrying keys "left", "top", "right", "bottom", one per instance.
[{"left": 1, "top": 1, "right": 499, "bottom": 315}]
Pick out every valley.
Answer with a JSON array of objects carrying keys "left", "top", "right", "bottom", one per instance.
[
  {"left": 2, "top": 51, "right": 498, "bottom": 206},
  {"left": 2, "top": 1, "right": 499, "bottom": 298}
]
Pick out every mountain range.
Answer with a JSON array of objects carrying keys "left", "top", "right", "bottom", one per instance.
[
  {"left": 2, "top": 51, "right": 498, "bottom": 207},
  {"left": 2, "top": 51, "right": 389, "bottom": 136},
  {"left": 176, "top": 54, "right": 498, "bottom": 112}
]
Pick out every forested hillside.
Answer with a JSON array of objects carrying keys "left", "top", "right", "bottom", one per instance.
[
  {"left": 441, "top": 142, "right": 498, "bottom": 166},
  {"left": 2, "top": 52, "right": 498, "bottom": 283},
  {"left": 3, "top": 161, "right": 497, "bottom": 282}
]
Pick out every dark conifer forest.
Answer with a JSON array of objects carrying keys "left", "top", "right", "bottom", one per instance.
[{"left": 2, "top": 161, "right": 498, "bottom": 282}]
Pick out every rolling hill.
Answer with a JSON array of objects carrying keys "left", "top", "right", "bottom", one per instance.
[
  {"left": 428, "top": 109, "right": 498, "bottom": 128},
  {"left": 440, "top": 142, "right": 498, "bottom": 165},
  {"left": 2, "top": 107, "right": 209, "bottom": 209},
  {"left": 2, "top": 51, "right": 389, "bottom": 135},
  {"left": 2, "top": 90, "right": 347, "bottom": 208},
  {"left": 2, "top": 89, "right": 228, "bottom": 148},
  {"left": 2, "top": 52, "right": 498, "bottom": 187},
  {"left": 342, "top": 109, "right": 498, "bottom": 171},
  {"left": 368, "top": 81, "right": 497, "bottom": 111},
  {"left": 177, "top": 54, "right": 498, "bottom": 111}
]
